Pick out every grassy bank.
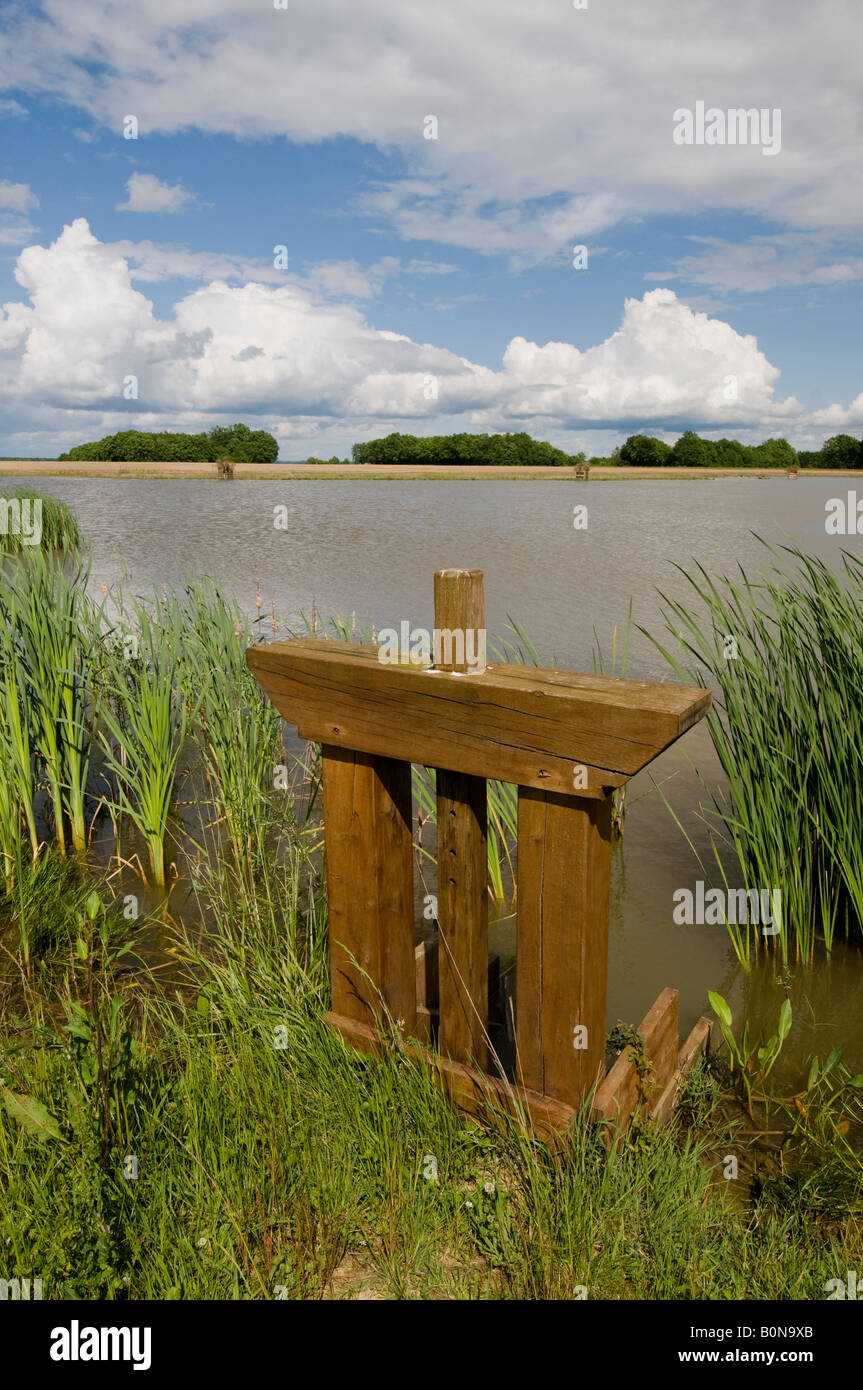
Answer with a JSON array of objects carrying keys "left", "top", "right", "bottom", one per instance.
[
  {"left": 2, "top": 853, "right": 861, "bottom": 1301},
  {"left": 4, "top": 460, "right": 863, "bottom": 481}
]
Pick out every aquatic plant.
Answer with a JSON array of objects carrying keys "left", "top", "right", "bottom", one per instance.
[{"left": 648, "top": 542, "right": 863, "bottom": 966}]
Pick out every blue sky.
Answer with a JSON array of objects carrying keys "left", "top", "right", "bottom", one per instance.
[{"left": 0, "top": 0, "right": 860, "bottom": 458}]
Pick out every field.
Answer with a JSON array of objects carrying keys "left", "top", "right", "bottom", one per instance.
[{"left": 2, "top": 459, "right": 862, "bottom": 481}]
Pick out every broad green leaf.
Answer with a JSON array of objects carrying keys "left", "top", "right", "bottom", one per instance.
[
  {"left": 2, "top": 1088, "right": 62, "bottom": 1142},
  {"left": 777, "top": 998, "right": 792, "bottom": 1043},
  {"left": 707, "top": 991, "right": 733, "bottom": 1028}
]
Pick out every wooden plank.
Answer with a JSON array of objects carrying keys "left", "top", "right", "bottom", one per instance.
[
  {"left": 436, "top": 769, "right": 488, "bottom": 1067},
  {"left": 678, "top": 1014, "right": 712, "bottom": 1072},
  {"left": 638, "top": 986, "right": 680, "bottom": 1097},
  {"left": 591, "top": 1045, "right": 641, "bottom": 1141},
  {"left": 251, "top": 639, "right": 709, "bottom": 729},
  {"left": 321, "top": 745, "right": 416, "bottom": 1036},
  {"left": 324, "top": 1010, "right": 710, "bottom": 1143},
  {"left": 246, "top": 640, "right": 711, "bottom": 794},
  {"left": 433, "top": 570, "right": 489, "bottom": 1070},
  {"left": 650, "top": 1016, "right": 712, "bottom": 1126},
  {"left": 592, "top": 988, "right": 685, "bottom": 1138},
  {"left": 516, "top": 788, "right": 613, "bottom": 1107},
  {"left": 325, "top": 1010, "right": 576, "bottom": 1143}
]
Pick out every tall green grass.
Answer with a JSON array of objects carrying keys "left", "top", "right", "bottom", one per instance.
[
  {"left": 161, "top": 578, "right": 283, "bottom": 879},
  {"left": 0, "top": 551, "right": 94, "bottom": 861},
  {"left": 0, "top": 592, "right": 39, "bottom": 892},
  {"left": 0, "top": 486, "right": 80, "bottom": 554},
  {"left": 98, "top": 597, "right": 190, "bottom": 888},
  {"left": 1, "top": 845, "right": 860, "bottom": 1300},
  {"left": 647, "top": 543, "right": 863, "bottom": 966}
]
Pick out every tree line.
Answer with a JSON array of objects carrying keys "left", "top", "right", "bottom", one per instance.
[
  {"left": 612, "top": 431, "right": 863, "bottom": 469},
  {"left": 350, "top": 432, "right": 585, "bottom": 467},
  {"left": 55, "top": 425, "right": 863, "bottom": 470},
  {"left": 58, "top": 424, "right": 279, "bottom": 464}
]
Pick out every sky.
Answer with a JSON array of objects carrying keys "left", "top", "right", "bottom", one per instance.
[{"left": 0, "top": 0, "right": 861, "bottom": 460}]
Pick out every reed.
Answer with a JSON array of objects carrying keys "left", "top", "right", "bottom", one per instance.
[
  {"left": 98, "top": 596, "right": 188, "bottom": 887},
  {"left": 647, "top": 542, "right": 863, "bottom": 966},
  {"left": 0, "top": 487, "right": 80, "bottom": 554},
  {"left": 161, "top": 578, "right": 283, "bottom": 878},
  {"left": 0, "top": 551, "right": 93, "bottom": 858},
  {"left": 0, "top": 589, "right": 39, "bottom": 894}
]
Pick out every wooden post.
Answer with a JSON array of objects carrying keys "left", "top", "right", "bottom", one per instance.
[
  {"left": 322, "top": 745, "right": 417, "bottom": 1036},
  {"left": 434, "top": 569, "right": 489, "bottom": 1069},
  {"left": 516, "top": 786, "right": 613, "bottom": 1108}
]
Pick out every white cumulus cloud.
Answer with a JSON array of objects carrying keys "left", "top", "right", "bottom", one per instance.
[
  {"left": 0, "top": 222, "right": 823, "bottom": 446},
  {"left": 116, "top": 172, "right": 196, "bottom": 214},
  {"left": 0, "top": 179, "right": 38, "bottom": 212}
]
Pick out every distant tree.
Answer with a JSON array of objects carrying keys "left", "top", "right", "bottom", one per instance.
[
  {"left": 712, "top": 437, "right": 751, "bottom": 469},
  {"left": 350, "top": 431, "right": 581, "bottom": 467},
  {"left": 58, "top": 423, "right": 276, "bottom": 464},
  {"left": 821, "top": 434, "right": 863, "bottom": 469},
  {"left": 619, "top": 435, "right": 674, "bottom": 467},
  {"left": 671, "top": 430, "right": 716, "bottom": 467},
  {"left": 750, "top": 437, "right": 798, "bottom": 470}
]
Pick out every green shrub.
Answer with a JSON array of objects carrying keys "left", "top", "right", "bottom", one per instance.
[
  {"left": 58, "top": 424, "right": 278, "bottom": 465},
  {"left": 351, "top": 431, "right": 585, "bottom": 467},
  {"left": 619, "top": 435, "right": 673, "bottom": 466}
]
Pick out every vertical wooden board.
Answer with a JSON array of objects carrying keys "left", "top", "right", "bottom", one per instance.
[
  {"left": 433, "top": 568, "right": 489, "bottom": 1069},
  {"left": 322, "top": 744, "right": 416, "bottom": 1035},
  {"left": 436, "top": 768, "right": 489, "bottom": 1069},
  {"left": 516, "top": 787, "right": 613, "bottom": 1107},
  {"left": 514, "top": 788, "right": 547, "bottom": 1094},
  {"left": 591, "top": 1045, "right": 641, "bottom": 1143},
  {"left": 638, "top": 986, "right": 679, "bottom": 1097}
]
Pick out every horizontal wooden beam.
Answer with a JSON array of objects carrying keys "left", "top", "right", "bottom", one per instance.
[
  {"left": 247, "top": 639, "right": 711, "bottom": 796},
  {"left": 324, "top": 1010, "right": 576, "bottom": 1143},
  {"left": 325, "top": 1005, "right": 710, "bottom": 1145}
]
